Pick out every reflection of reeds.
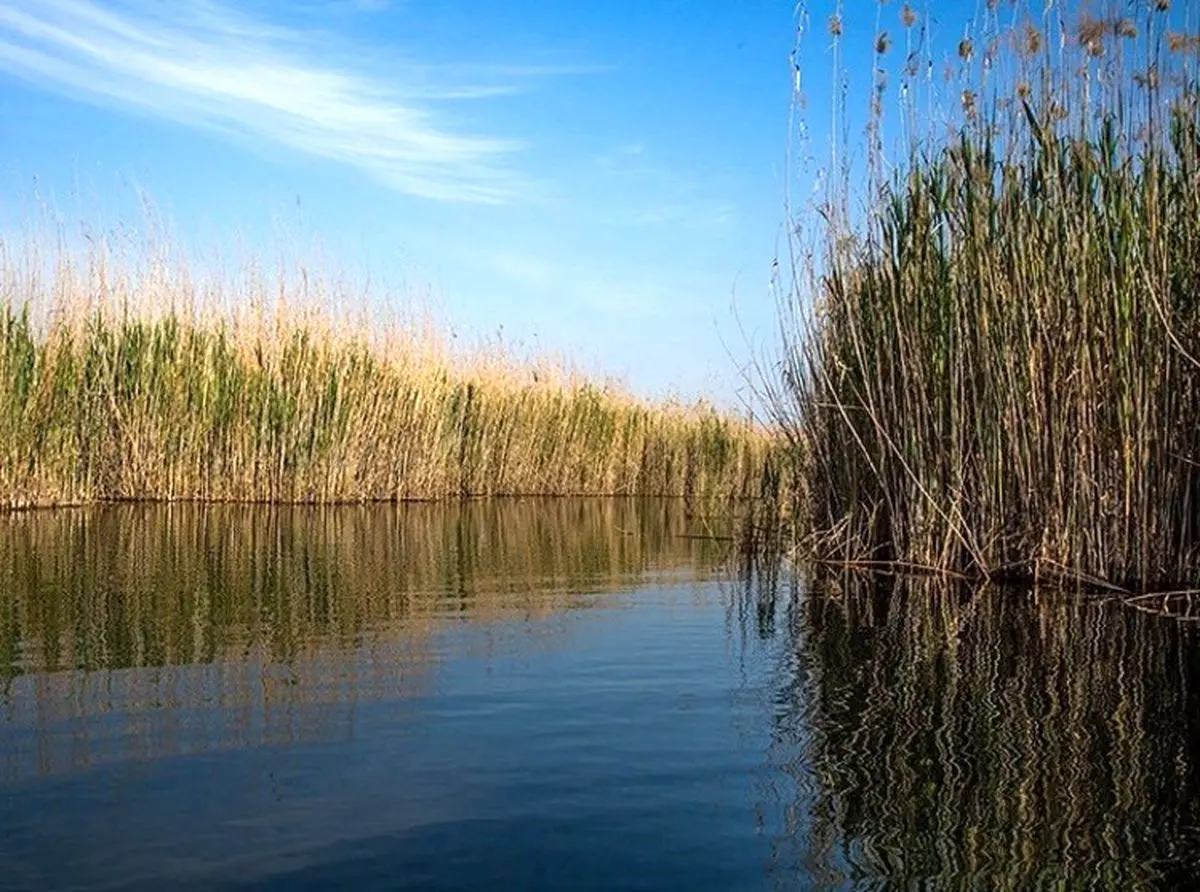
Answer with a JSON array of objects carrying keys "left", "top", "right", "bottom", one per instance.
[
  {"left": 774, "top": 1, "right": 1200, "bottom": 587},
  {"left": 0, "top": 499, "right": 721, "bottom": 674},
  {"left": 0, "top": 234, "right": 781, "bottom": 509},
  {"left": 767, "top": 576, "right": 1200, "bottom": 888},
  {"left": 0, "top": 499, "right": 720, "bottom": 778}
]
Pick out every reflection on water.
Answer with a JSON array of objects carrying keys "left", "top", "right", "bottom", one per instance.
[
  {"left": 0, "top": 500, "right": 723, "bottom": 779},
  {"left": 773, "top": 576, "right": 1200, "bottom": 889},
  {"left": 2, "top": 503, "right": 1200, "bottom": 889}
]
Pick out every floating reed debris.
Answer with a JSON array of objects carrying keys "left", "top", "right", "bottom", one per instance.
[
  {"left": 0, "top": 231, "right": 782, "bottom": 510},
  {"left": 774, "top": 1, "right": 1200, "bottom": 590}
]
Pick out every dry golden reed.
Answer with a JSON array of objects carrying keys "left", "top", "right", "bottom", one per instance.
[
  {"left": 774, "top": 0, "right": 1200, "bottom": 589},
  {"left": 0, "top": 233, "right": 782, "bottom": 510}
]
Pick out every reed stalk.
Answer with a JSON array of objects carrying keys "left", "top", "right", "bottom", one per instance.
[
  {"left": 775, "top": 1, "right": 1200, "bottom": 589},
  {"left": 0, "top": 232, "right": 782, "bottom": 509}
]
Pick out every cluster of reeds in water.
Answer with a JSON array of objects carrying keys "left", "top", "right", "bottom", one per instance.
[
  {"left": 774, "top": 1, "right": 1200, "bottom": 590},
  {"left": 0, "top": 234, "right": 781, "bottom": 510}
]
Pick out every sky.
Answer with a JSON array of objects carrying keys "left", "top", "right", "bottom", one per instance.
[
  {"left": 0, "top": 0, "right": 1186, "bottom": 405},
  {"left": 0, "top": 0, "right": 806, "bottom": 406}
]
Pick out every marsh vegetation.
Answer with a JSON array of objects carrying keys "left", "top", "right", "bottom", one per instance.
[
  {"left": 0, "top": 237, "right": 780, "bottom": 511},
  {"left": 772, "top": 1, "right": 1200, "bottom": 591}
]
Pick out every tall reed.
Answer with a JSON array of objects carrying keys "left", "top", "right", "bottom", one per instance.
[
  {"left": 0, "top": 232, "right": 782, "bottom": 509},
  {"left": 775, "top": 1, "right": 1200, "bottom": 588}
]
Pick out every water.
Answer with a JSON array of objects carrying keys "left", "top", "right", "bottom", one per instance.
[{"left": 1, "top": 501, "right": 1199, "bottom": 890}]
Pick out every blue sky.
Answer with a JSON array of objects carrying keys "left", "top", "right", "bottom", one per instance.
[
  {"left": 0, "top": 0, "right": 806, "bottom": 405},
  {"left": 0, "top": 1, "right": 1185, "bottom": 404}
]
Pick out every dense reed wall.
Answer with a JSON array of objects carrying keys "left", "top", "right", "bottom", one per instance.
[
  {"left": 775, "top": 2, "right": 1200, "bottom": 589},
  {"left": 0, "top": 241, "right": 780, "bottom": 509}
]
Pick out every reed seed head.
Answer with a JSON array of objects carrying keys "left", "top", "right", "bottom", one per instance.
[
  {"left": 829, "top": 14, "right": 842, "bottom": 37},
  {"left": 1167, "top": 32, "right": 1200, "bottom": 55},
  {"left": 1024, "top": 24, "right": 1044, "bottom": 56},
  {"left": 1078, "top": 15, "right": 1107, "bottom": 56},
  {"left": 959, "top": 38, "right": 974, "bottom": 61},
  {"left": 901, "top": 4, "right": 917, "bottom": 28},
  {"left": 1135, "top": 65, "right": 1161, "bottom": 89},
  {"left": 877, "top": 31, "right": 892, "bottom": 54},
  {"left": 961, "top": 89, "right": 978, "bottom": 118}
]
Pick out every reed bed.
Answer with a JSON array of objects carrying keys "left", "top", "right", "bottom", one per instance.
[
  {"left": 774, "top": 1, "right": 1200, "bottom": 589},
  {"left": 0, "top": 233, "right": 781, "bottom": 509}
]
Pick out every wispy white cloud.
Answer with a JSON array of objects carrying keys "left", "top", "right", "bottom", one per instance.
[{"left": 0, "top": 0, "right": 537, "bottom": 202}]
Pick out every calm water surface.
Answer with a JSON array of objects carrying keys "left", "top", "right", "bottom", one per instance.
[{"left": 1, "top": 500, "right": 1199, "bottom": 890}]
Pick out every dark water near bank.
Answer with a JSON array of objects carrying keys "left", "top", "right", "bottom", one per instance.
[{"left": 2, "top": 501, "right": 1199, "bottom": 890}]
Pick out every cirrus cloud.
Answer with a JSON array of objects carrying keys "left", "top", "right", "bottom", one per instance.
[{"left": 0, "top": 0, "right": 537, "bottom": 203}]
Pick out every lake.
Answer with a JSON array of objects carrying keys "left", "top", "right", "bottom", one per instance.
[{"left": 2, "top": 500, "right": 1199, "bottom": 890}]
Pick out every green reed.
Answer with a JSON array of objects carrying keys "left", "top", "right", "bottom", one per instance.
[
  {"left": 775, "top": 2, "right": 1200, "bottom": 588},
  {"left": 0, "top": 239, "right": 781, "bottom": 509}
]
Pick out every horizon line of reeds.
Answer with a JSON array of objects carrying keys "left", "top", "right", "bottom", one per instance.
[{"left": 0, "top": 229, "right": 786, "bottom": 511}]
